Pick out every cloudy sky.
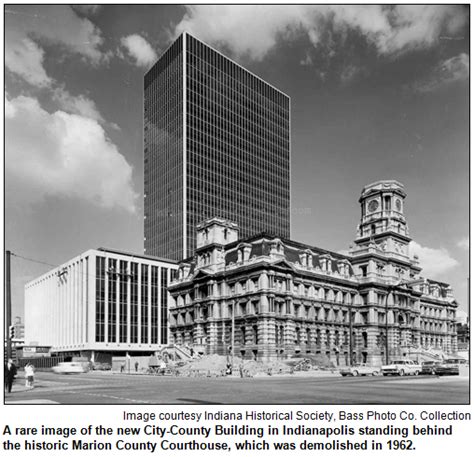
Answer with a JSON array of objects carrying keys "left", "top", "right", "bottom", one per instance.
[{"left": 4, "top": 4, "right": 469, "bottom": 320}]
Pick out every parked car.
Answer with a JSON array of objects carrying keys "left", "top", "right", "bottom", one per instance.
[
  {"left": 420, "top": 361, "right": 440, "bottom": 375},
  {"left": 340, "top": 363, "right": 380, "bottom": 377},
  {"left": 435, "top": 359, "right": 460, "bottom": 376},
  {"left": 52, "top": 362, "right": 87, "bottom": 374},
  {"left": 444, "top": 357, "right": 468, "bottom": 366},
  {"left": 381, "top": 359, "right": 421, "bottom": 376}
]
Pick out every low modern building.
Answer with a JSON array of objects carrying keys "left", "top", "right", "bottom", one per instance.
[
  {"left": 24, "top": 248, "right": 177, "bottom": 361},
  {"left": 168, "top": 181, "right": 459, "bottom": 364}
]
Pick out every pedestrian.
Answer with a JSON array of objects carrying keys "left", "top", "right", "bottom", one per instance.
[
  {"left": 4, "top": 359, "right": 17, "bottom": 393},
  {"left": 159, "top": 360, "right": 167, "bottom": 375},
  {"left": 135, "top": 361, "right": 139, "bottom": 373},
  {"left": 24, "top": 363, "right": 30, "bottom": 387},
  {"left": 25, "top": 363, "right": 35, "bottom": 388},
  {"left": 120, "top": 364, "right": 125, "bottom": 373}
]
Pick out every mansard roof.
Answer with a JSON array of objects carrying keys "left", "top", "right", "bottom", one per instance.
[
  {"left": 223, "top": 232, "right": 352, "bottom": 261},
  {"left": 221, "top": 233, "right": 355, "bottom": 276}
]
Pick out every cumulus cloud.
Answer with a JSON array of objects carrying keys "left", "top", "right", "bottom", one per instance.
[
  {"left": 5, "top": 36, "right": 53, "bottom": 87},
  {"left": 414, "top": 53, "right": 469, "bottom": 92},
  {"left": 5, "top": 94, "right": 137, "bottom": 212},
  {"left": 171, "top": 5, "right": 467, "bottom": 61},
  {"left": 5, "top": 5, "right": 107, "bottom": 86},
  {"left": 409, "top": 241, "right": 459, "bottom": 278},
  {"left": 52, "top": 87, "right": 105, "bottom": 123},
  {"left": 72, "top": 5, "right": 102, "bottom": 16},
  {"left": 456, "top": 237, "right": 469, "bottom": 250},
  {"left": 120, "top": 34, "right": 157, "bottom": 67}
]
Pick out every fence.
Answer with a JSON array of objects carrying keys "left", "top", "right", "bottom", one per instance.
[{"left": 17, "top": 356, "right": 65, "bottom": 371}]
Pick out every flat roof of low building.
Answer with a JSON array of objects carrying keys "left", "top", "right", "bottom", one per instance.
[{"left": 97, "top": 247, "right": 178, "bottom": 265}]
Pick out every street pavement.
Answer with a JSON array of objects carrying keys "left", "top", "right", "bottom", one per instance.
[{"left": 4, "top": 369, "right": 469, "bottom": 405}]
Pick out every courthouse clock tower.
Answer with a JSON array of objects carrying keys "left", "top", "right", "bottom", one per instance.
[
  {"left": 350, "top": 180, "right": 421, "bottom": 282},
  {"left": 355, "top": 180, "right": 411, "bottom": 255}
]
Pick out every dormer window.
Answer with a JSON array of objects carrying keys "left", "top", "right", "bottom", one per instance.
[{"left": 299, "top": 252, "right": 307, "bottom": 267}]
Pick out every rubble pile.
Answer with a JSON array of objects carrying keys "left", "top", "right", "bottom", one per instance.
[
  {"left": 174, "top": 354, "right": 334, "bottom": 377},
  {"left": 177, "top": 354, "right": 230, "bottom": 377}
]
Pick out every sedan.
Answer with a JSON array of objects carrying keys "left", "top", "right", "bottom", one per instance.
[
  {"left": 420, "top": 361, "right": 440, "bottom": 375},
  {"left": 52, "top": 362, "right": 87, "bottom": 374},
  {"left": 340, "top": 364, "right": 380, "bottom": 377},
  {"left": 434, "top": 360, "right": 460, "bottom": 376}
]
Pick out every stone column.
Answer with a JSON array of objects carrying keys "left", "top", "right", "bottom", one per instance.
[
  {"left": 258, "top": 318, "right": 276, "bottom": 361},
  {"left": 327, "top": 327, "right": 340, "bottom": 365},
  {"left": 283, "top": 319, "right": 295, "bottom": 358},
  {"left": 259, "top": 272, "right": 269, "bottom": 289},
  {"left": 193, "top": 324, "right": 204, "bottom": 347},
  {"left": 387, "top": 326, "right": 400, "bottom": 359},
  {"left": 260, "top": 294, "right": 269, "bottom": 314},
  {"left": 305, "top": 324, "right": 314, "bottom": 354},
  {"left": 365, "top": 327, "right": 382, "bottom": 365}
]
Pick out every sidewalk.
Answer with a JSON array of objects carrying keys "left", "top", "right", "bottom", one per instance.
[
  {"left": 6, "top": 382, "right": 34, "bottom": 394},
  {"left": 5, "top": 378, "right": 64, "bottom": 394}
]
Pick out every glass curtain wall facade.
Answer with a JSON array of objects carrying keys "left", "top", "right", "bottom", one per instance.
[
  {"left": 92, "top": 251, "right": 176, "bottom": 348},
  {"left": 144, "top": 33, "right": 291, "bottom": 261},
  {"left": 144, "top": 35, "right": 184, "bottom": 261}
]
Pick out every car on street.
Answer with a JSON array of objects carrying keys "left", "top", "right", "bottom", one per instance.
[
  {"left": 420, "top": 361, "right": 440, "bottom": 375},
  {"left": 381, "top": 359, "right": 421, "bottom": 376},
  {"left": 52, "top": 362, "right": 88, "bottom": 374},
  {"left": 434, "top": 359, "right": 460, "bottom": 376},
  {"left": 340, "top": 364, "right": 380, "bottom": 377}
]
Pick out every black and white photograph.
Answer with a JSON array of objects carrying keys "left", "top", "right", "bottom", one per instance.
[{"left": 3, "top": 3, "right": 470, "bottom": 411}]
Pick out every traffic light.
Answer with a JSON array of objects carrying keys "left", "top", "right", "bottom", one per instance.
[{"left": 9, "top": 325, "right": 15, "bottom": 340}]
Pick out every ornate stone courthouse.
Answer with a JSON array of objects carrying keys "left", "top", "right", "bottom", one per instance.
[{"left": 168, "top": 181, "right": 458, "bottom": 364}]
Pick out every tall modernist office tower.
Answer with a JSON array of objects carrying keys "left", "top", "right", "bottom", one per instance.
[{"left": 144, "top": 33, "right": 291, "bottom": 261}]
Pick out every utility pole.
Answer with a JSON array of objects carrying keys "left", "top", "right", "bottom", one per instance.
[
  {"left": 231, "top": 301, "right": 235, "bottom": 372},
  {"left": 385, "top": 292, "right": 389, "bottom": 365},
  {"left": 5, "top": 250, "right": 12, "bottom": 360},
  {"left": 349, "top": 299, "right": 353, "bottom": 365}
]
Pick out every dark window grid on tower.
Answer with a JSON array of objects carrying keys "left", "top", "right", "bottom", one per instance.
[
  {"left": 119, "top": 260, "right": 128, "bottom": 343},
  {"left": 151, "top": 266, "right": 160, "bottom": 344},
  {"left": 140, "top": 264, "right": 149, "bottom": 344},
  {"left": 130, "top": 262, "right": 138, "bottom": 344},
  {"left": 186, "top": 109, "right": 288, "bottom": 162},
  {"left": 186, "top": 67, "right": 289, "bottom": 129},
  {"left": 144, "top": 38, "right": 184, "bottom": 260},
  {"left": 186, "top": 79, "right": 289, "bottom": 133},
  {"left": 186, "top": 35, "right": 288, "bottom": 107},
  {"left": 107, "top": 258, "right": 117, "bottom": 343},
  {"left": 95, "top": 256, "right": 106, "bottom": 342},
  {"left": 146, "top": 33, "right": 290, "bottom": 259},
  {"left": 185, "top": 106, "right": 289, "bottom": 155},
  {"left": 161, "top": 268, "right": 169, "bottom": 344},
  {"left": 185, "top": 135, "right": 288, "bottom": 226}
]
